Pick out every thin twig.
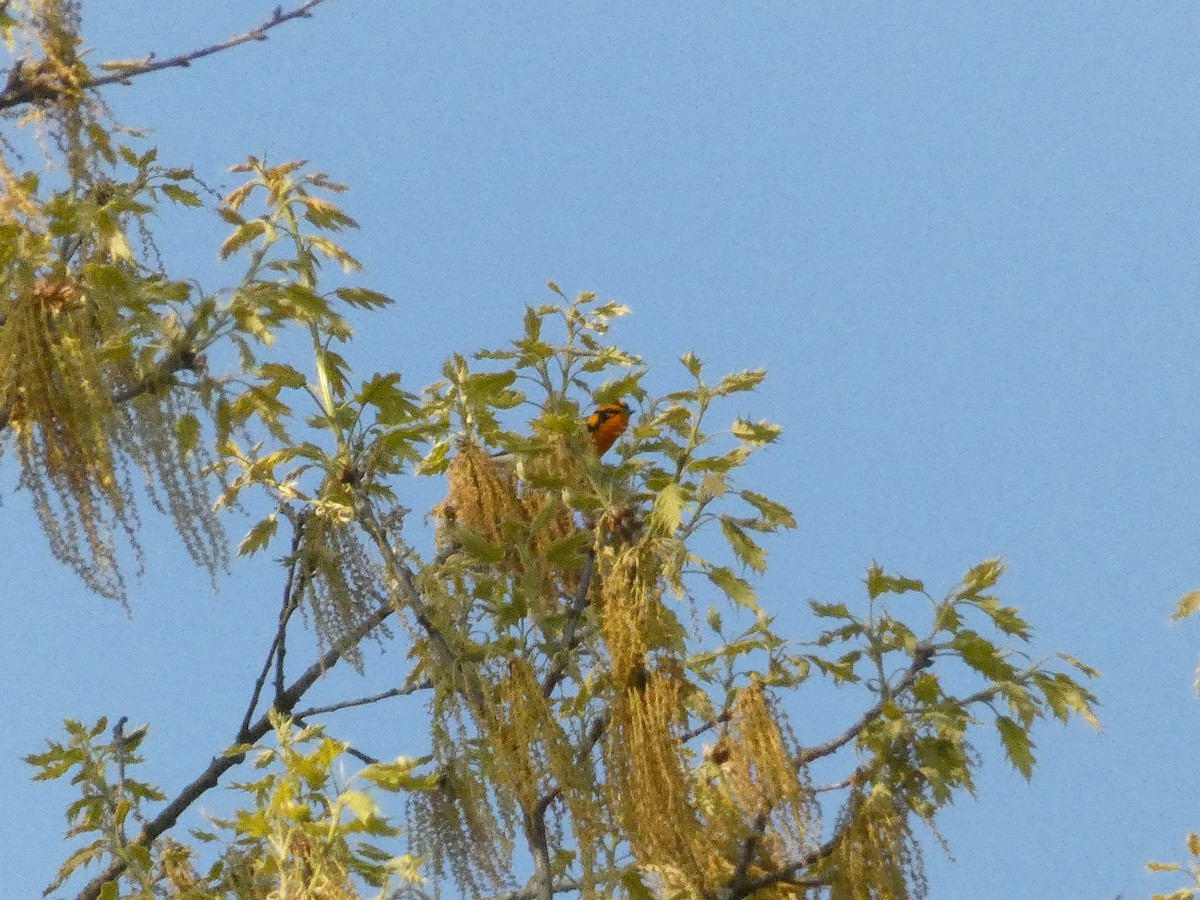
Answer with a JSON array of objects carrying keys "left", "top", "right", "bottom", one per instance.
[
  {"left": 292, "top": 677, "right": 431, "bottom": 719},
  {"left": 534, "top": 711, "right": 609, "bottom": 818},
  {"left": 0, "top": 1, "right": 337, "bottom": 111},
  {"left": 356, "top": 497, "right": 486, "bottom": 713},
  {"left": 678, "top": 709, "right": 733, "bottom": 745},
  {"left": 238, "top": 512, "right": 307, "bottom": 741}
]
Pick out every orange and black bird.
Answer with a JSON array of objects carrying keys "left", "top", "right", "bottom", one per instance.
[{"left": 586, "top": 400, "right": 632, "bottom": 458}]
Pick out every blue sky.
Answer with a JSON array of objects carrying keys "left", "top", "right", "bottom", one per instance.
[{"left": 4, "top": 2, "right": 1200, "bottom": 897}]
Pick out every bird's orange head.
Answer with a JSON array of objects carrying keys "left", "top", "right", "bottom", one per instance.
[{"left": 586, "top": 400, "right": 632, "bottom": 457}]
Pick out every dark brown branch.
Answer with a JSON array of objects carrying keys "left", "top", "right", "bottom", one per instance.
[
  {"left": 731, "top": 810, "right": 770, "bottom": 885},
  {"left": 521, "top": 804, "right": 555, "bottom": 900},
  {"left": 355, "top": 498, "right": 486, "bottom": 712},
  {"left": 716, "top": 832, "right": 841, "bottom": 900},
  {"left": 534, "top": 711, "right": 609, "bottom": 818},
  {"left": 540, "top": 553, "right": 596, "bottom": 698},
  {"left": 75, "top": 596, "right": 396, "bottom": 900},
  {"left": 239, "top": 512, "right": 307, "bottom": 740},
  {"left": 292, "top": 677, "right": 431, "bottom": 719},
  {"left": 796, "top": 641, "right": 935, "bottom": 766},
  {"left": 679, "top": 709, "right": 733, "bottom": 745},
  {"left": 0, "top": 1, "right": 337, "bottom": 111}
]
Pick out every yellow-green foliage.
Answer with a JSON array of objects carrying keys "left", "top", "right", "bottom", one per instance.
[{"left": 6, "top": 30, "right": 1106, "bottom": 888}]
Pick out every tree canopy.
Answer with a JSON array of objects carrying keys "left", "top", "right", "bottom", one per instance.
[{"left": 18, "top": 3, "right": 1199, "bottom": 899}]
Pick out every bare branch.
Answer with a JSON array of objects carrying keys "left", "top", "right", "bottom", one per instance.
[
  {"left": 0, "top": 1, "right": 338, "bottom": 111},
  {"left": 534, "top": 710, "right": 609, "bottom": 818},
  {"left": 238, "top": 512, "right": 307, "bottom": 741},
  {"left": 678, "top": 708, "right": 733, "bottom": 745},
  {"left": 355, "top": 497, "right": 488, "bottom": 714},
  {"left": 292, "top": 676, "right": 431, "bottom": 719},
  {"left": 521, "top": 805, "right": 555, "bottom": 900}
]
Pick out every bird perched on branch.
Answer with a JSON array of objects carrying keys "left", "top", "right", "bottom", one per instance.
[{"left": 587, "top": 400, "right": 632, "bottom": 458}]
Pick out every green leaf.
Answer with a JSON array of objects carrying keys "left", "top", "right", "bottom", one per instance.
[
  {"left": 911, "top": 673, "right": 941, "bottom": 703},
  {"left": 865, "top": 563, "right": 926, "bottom": 600},
  {"left": 809, "top": 600, "right": 854, "bottom": 620},
  {"left": 310, "top": 235, "right": 363, "bottom": 272},
  {"left": 220, "top": 219, "right": 267, "bottom": 259},
  {"left": 962, "top": 558, "right": 1006, "bottom": 593},
  {"left": 360, "top": 758, "right": 435, "bottom": 792},
  {"left": 699, "top": 471, "right": 728, "bottom": 500},
  {"left": 258, "top": 362, "right": 308, "bottom": 389},
  {"left": 720, "top": 516, "right": 767, "bottom": 573},
  {"left": 339, "top": 789, "right": 380, "bottom": 822},
  {"left": 160, "top": 183, "right": 203, "bottom": 207},
  {"left": 357, "top": 373, "right": 419, "bottom": 425},
  {"left": 995, "top": 715, "right": 1036, "bottom": 779},
  {"left": 1057, "top": 653, "right": 1102, "bottom": 680},
  {"left": 950, "top": 630, "right": 1014, "bottom": 680},
  {"left": 417, "top": 440, "right": 452, "bottom": 475},
  {"left": 989, "top": 605, "right": 1032, "bottom": 640},
  {"left": 457, "top": 528, "right": 506, "bottom": 564},
  {"left": 175, "top": 413, "right": 201, "bottom": 457},
  {"left": 1173, "top": 590, "right": 1200, "bottom": 621},
  {"left": 707, "top": 566, "right": 760, "bottom": 613},
  {"left": 238, "top": 515, "right": 279, "bottom": 556},
  {"left": 544, "top": 530, "right": 591, "bottom": 569},
  {"left": 461, "top": 370, "right": 518, "bottom": 402},
  {"left": 334, "top": 286, "right": 393, "bottom": 309},
  {"left": 739, "top": 489, "right": 797, "bottom": 529},
  {"left": 621, "top": 868, "right": 658, "bottom": 900},
  {"left": 713, "top": 369, "right": 766, "bottom": 395},
  {"left": 43, "top": 839, "right": 106, "bottom": 894},
  {"left": 731, "top": 418, "right": 782, "bottom": 445}
]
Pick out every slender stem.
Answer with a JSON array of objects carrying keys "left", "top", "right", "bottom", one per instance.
[
  {"left": 238, "top": 511, "right": 307, "bottom": 741},
  {"left": 0, "top": 1, "right": 338, "bottom": 111},
  {"left": 292, "top": 678, "right": 431, "bottom": 719}
]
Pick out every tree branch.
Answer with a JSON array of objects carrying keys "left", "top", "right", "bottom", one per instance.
[
  {"left": 292, "top": 676, "right": 431, "bottom": 719},
  {"left": 540, "top": 553, "right": 596, "bottom": 698},
  {"left": 239, "top": 511, "right": 308, "bottom": 740},
  {"left": 0, "top": 314, "right": 206, "bottom": 433},
  {"left": 0, "top": 1, "right": 338, "bottom": 111},
  {"left": 796, "top": 641, "right": 934, "bottom": 766},
  {"left": 75, "top": 595, "right": 397, "bottom": 900},
  {"left": 716, "top": 831, "right": 840, "bottom": 900}
]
